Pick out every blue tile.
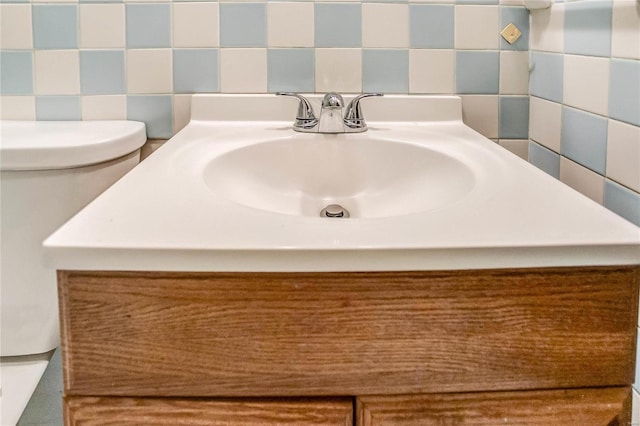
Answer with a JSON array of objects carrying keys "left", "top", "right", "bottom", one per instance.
[
  {"left": 173, "top": 49, "right": 219, "bottom": 94},
  {"left": 529, "top": 141, "right": 560, "bottom": 178},
  {"left": 609, "top": 59, "right": 640, "bottom": 127},
  {"left": 499, "top": 96, "right": 529, "bottom": 139},
  {"left": 604, "top": 180, "right": 640, "bottom": 227},
  {"left": 501, "top": 7, "right": 529, "bottom": 51},
  {"left": 127, "top": 95, "right": 172, "bottom": 139},
  {"left": 36, "top": 96, "right": 81, "bottom": 120},
  {"left": 80, "top": 50, "right": 125, "bottom": 95},
  {"left": 267, "top": 49, "right": 314, "bottom": 93},
  {"left": 33, "top": 5, "right": 78, "bottom": 49},
  {"left": 564, "top": 0, "right": 612, "bottom": 57},
  {"left": 315, "top": 3, "right": 361, "bottom": 48},
  {"left": 409, "top": 5, "right": 454, "bottom": 49},
  {"left": 363, "top": 49, "right": 409, "bottom": 94},
  {"left": 126, "top": 4, "right": 170, "bottom": 48},
  {"left": 530, "top": 52, "right": 563, "bottom": 103},
  {"left": 220, "top": 3, "right": 266, "bottom": 48},
  {"left": 0, "top": 51, "right": 33, "bottom": 95},
  {"left": 455, "top": 51, "right": 499, "bottom": 94},
  {"left": 561, "top": 106, "right": 608, "bottom": 175}
]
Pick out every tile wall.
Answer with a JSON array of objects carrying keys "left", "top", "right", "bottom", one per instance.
[
  {"left": 2, "top": 0, "right": 637, "bottom": 226},
  {"left": 528, "top": 0, "right": 640, "bottom": 226},
  {"left": 0, "top": 0, "right": 530, "bottom": 155}
]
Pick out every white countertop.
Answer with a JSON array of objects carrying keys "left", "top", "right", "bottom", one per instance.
[{"left": 43, "top": 95, "right": 640, "bottom": 272}]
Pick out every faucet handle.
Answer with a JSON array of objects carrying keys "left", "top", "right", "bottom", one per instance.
[
  {"left": 344, "top": 93, "right": 383, "bottom": 129},
  {"left": 276, "top": 92, "right": 318, "bottom": 130}
]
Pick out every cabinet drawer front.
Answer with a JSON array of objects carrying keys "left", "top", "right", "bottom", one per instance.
[
  {"left": 59, "top": 267, "right": 639, "bottom": 396},
  {"left": 357, "top": 387, "right": 631, "bottom": 426},
  {"left": 64, "top": 397, "right": 353, "bottom": 426}
]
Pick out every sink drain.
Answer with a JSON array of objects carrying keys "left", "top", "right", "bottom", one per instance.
[{"left": 320, "top": 204, "right": 350, "bottom": 218}]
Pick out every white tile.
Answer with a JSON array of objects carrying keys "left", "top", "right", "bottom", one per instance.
[
  {"left": 315, "top": 48, "right": 362, "bottom": 93},
  {"left": 455, "top": 5, "right": 499, "bottom": 50},
  {"left": 611, "top": 0, "right": 640, "bottom": 60},
  {"left": 267, "top": 3, "right": 314, "bottom": 48},
  {"left": 34, "top": 50, "right": 80, "bottom": 95},
  {"left": 460, "top": 95, "right": 499, "bottom": 139},
  {"left": 0, "top": 96, "right": 35, "bottom": 120},
  {"left": 410, "top": 0, "right": 453, "bottom": 3},
  {"left": 173, "top": 3, "right": 219, "bottom": 48},
  {"left": 500, "top": 0, "right": 523, "bottom": 5},
  {"left": 563, "top": 54, "right": 609, "bottom": 117},
  {"left": 530, "top": 3, "right": 564, "bottom": 53},
  {"left": 499, "top": 139, "right": 529, "bottom": 161},
  {"left": 173, "top": 94, "right": 192, "bottom": 134},
  {"left": 529, "top": 96, "right": 561, "bottom": 153},
  {"left": 80, "top": 4, "right": 125, "bottom": 48},
  {"left": 499, "top": 51, "right": 529, "bottom": 95},
  {"left": 560, "top": 157, "right": 605, "bottom": 204},
  {"left": 0, "top": 5, "right": 33, "bottom": 49},
  {"left": 81, "top": 95, "right": 126, "bottom": 120},
  {"left": 362, "top": 4, "right": 408, "bottom": 48},
  {"left": 606, "top": 119, "right": 640, "bottom": 193},
  {"left": 220, "top": 48, "right": 267, "bottom": 93},
  {"left": 127, "top": 49, "right": 173, "bottom": 94},
  {"left": 409, "top": 49, "right": 454, "bottom": 94}
]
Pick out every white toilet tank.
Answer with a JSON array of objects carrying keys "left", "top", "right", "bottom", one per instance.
[{"left": 0, "top": 120, "right": 146, "bottom": 356}]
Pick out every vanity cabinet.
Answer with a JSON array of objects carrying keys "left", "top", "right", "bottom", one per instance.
[{"left": 58, "top": 266, "right": 639, "bottom": 425}]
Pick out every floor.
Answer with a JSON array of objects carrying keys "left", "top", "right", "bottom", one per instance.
[{"left": 15, "top": 349, "right": 63, "bottom": 426}]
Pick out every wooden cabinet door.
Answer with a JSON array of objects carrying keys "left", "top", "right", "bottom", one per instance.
[
  {"left": 64, "top": 397, "right": 353, "bottom": 426},
  {"left": 356, "top": 387, "right": 631, "bottom": 426}
]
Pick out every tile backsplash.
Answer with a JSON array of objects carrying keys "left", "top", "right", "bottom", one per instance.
[
  {"left": 528, "top": 0, "right": 640, "bottom": 226},
  {"left": 0, "top": 0, "right": 530, "bottom": 149}
]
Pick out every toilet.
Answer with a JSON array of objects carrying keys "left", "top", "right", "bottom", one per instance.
[{"left": 0, "top": 120, "right": 146, "bottom": 425}]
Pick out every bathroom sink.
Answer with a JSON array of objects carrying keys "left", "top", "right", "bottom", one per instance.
[
  {"left": 203, "top": 136, "right": 476, "bottom": 218},
  {"left": 43, "top": 94, "right": 640, "bottom": 272}
]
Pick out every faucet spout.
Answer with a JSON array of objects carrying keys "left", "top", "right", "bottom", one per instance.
[
  {"left": 318, "top": 93, "right": 345, "bottom": 134},
  {"left": 321, "top": 92, "right": 344, "bottom": 109}
]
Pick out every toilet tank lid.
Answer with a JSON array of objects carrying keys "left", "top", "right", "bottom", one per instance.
[{"left": 0, "top": 121, "right": 147, "bottom": 171}]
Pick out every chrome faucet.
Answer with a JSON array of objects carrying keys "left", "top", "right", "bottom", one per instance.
[{"left": 277, "top": 92, "right": 383, "bottom": 133}]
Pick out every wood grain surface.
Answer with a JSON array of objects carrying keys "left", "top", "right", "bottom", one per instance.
[
  {"left": 64, "top": 397, "right": 353, "bottom": 426},
  {"left": 59, "top": 266, "right": 639, "bottom": 397},
  {"left": 356, "top": 387, "right": 631, "bottom": 426}
]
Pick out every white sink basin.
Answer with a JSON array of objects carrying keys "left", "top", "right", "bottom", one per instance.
[{"left": 203, "top": 136, "right": 476, "bottom": 218}]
